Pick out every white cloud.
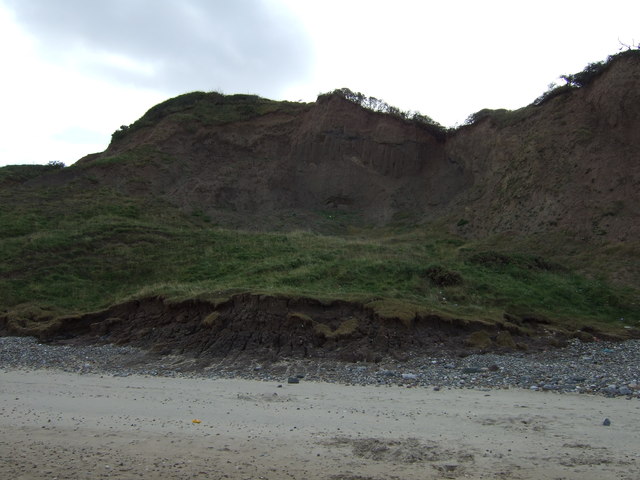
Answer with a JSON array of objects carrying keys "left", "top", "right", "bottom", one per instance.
[
  {"left": 280, "top": 0, "right": 640, "bottom": 126},
  {"left": 3, "top": 0, "right": 312, "bottom": 93},
  {"left": 0, "top": 0, "right": 313, "bottom": 166},
  {"left": 0, "top": 0, "right": 639, "bottom": 167}
]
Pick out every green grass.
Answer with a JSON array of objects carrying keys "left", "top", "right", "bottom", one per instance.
[
  {"left": 0, "top": 164, "right": 63, "bottom": 187},
  {"left": 111, "top": 91, "right": 308, "bottom": 142},
  {"left": 1, "top": 146, "right": 638, "bottom": 342},
  {"left": 1, "top": 178, "right": 638, "bottom": 337}
]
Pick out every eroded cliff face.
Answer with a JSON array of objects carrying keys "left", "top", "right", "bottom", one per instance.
[
  {"left": 1, "top": 293, "right": 569, "bottom": 360},
  {"left": 75, "top": 52, "right": 639, "bottom": 239},
  {"left": 81, "top": 91, "right": 461, "bottom": 228},
  {"left": 446, "top": 53, "right": 640, "bottom": 242},
  {"left": 283, "top": 94, "right": 463, "bottom": 224}
]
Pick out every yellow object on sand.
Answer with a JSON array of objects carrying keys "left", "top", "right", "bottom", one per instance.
[{"left": 192, "top": 419, "right": 201, "bottom": 424}]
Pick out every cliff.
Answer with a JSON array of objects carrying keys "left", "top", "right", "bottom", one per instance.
[
  {"left": 447, "top": 51, "right": 640, "bottom": 242},
  {"left": 2, "top": 51, "right": 639, "bottom": 351},
  {"left": 66, "top": 51, "right": 640, "bottom": 242}
]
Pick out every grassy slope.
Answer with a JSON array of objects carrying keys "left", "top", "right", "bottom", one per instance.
[
  {"left": 110, "top": 91, "right": 307, "bottom": 144},
  {"left": 1, "top": 165, "right": 638, "bottom": 337}
]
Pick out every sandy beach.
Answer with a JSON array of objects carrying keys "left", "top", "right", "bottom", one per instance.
[{"left": 1, "top": 369, "right": 639, "bottom": 479}]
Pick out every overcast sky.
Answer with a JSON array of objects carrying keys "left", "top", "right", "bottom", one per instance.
[{"left": 1, "top": 0, "right": 638, "bottom": 167}]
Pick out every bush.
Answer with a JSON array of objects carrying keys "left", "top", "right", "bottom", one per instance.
[
  {"left": 532, "top": 84, "right": 574, "bottom": 106},
  {"left": 533, "top": 49, "right": 640, "bottom": 106},
  {"left": 463, "top": 107, "right": 531, "bottom": 128},
  {"left": 560, "top": 61, "right": 607, "bottom": 88},
  {"left": 319, "top": 88, "right": 448, "bottom": 140},
  {"left": 111, "top": 125, "right": 130, "bottom": 142},
  {"left": 46, "top": 161, "right": 65, "bottom": 169},
  {"left": 466, "top": 251, "right": 565, "bottom": 272},
  {"left": 423, "top": 265, "right": 463, "bottom": 286}
]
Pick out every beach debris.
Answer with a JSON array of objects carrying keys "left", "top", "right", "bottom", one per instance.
[
  {"left": 602, "top": 418, "right": 611, "bottom": 426},
  {"left": 461, "top": 367, "right": 483, "bottom": 374},
  {"left": 1, "top": 336, "right": 640, "bottom": 398},
  {"left": 287, "top": 377, "right": 300, "bottom": 384},
  {"left": 192, "top": 419, "right": 202, "bottom": 424}
]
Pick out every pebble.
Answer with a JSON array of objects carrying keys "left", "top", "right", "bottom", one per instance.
[
  {"left": 1, "top": 336, "right": 640, "bottom": 398},
  {"left": 462, "top": 367, "right": 483, "bottom": 374}
]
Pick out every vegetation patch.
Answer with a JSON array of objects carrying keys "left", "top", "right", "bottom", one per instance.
[
  {"left": 495, "top": 331, "right": 517, "bottom": 349},
  {"left": 0, "top": 178, "right": 636, "bottom": 340},
  {"left": 464, "top": 107, "right": 532, "bottom": 128},
  {"left": 463, "top": 49, "right": 640, "bottom": 125},
  {"left": 534, "top": 48, "right": 640, "bottom": 106},
  {"left": 201, "top": 311, "right": 221, "bottom": 328},
  {"left": 112, "top": 91, "right": 306, "bottom": 142},
  {"left": 465, "top": 330, "right": 493, "bottom": 349},
  {"left": 287, "top": 311, "right": 314, "bottom": 327},
  {"left": 0, "top": 162, "right": 64, "bottom": 187},
  {"left": 314, "top": 317, "right": 359, "bottom": 339},
  {"left": 319, "top": 87, "right": 448, "bottom": 140},
  {"left": 0, "top": 305, "right": 62, "bottom": 337},
  {"left": 423, "top": 265, "right": 463, "bottom": 287},
  {"left": 365, "top": 299, "right": 420, "bottom": 327},
  {"left": 465, "top": 251, "right": 565, "bottom": 272}
]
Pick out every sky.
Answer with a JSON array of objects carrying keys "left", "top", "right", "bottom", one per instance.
[{"left": 0, "top": 0, "right": 638, "bottom": 167}]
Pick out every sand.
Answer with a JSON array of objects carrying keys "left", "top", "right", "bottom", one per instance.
[{"left": 1, "top": 369, "right": 638, "bottom": 479}]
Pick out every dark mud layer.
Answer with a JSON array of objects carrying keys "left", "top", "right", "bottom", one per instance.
[{"left": 0, "top": 293, "right": 592, "bottom": 362}]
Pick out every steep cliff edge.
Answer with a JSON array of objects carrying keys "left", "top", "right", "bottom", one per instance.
[
  {"left": 73, "top": 91, "right": 459, "bottom": 229},
  {"left": 68, "top": 51, "right": 640, "bottom": 242},
  {"left": 446, "top": 52, "right": 640, "bottom": 243}
]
